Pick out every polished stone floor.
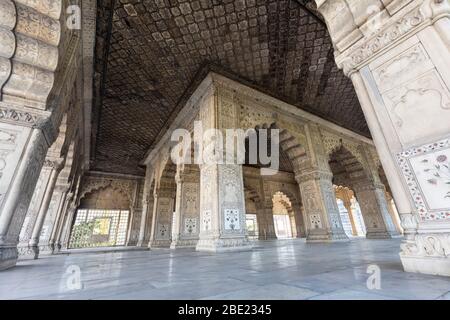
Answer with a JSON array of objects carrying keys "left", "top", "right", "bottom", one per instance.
[{"left": 1, "top": 238, "right": 449, "bottom": 300}]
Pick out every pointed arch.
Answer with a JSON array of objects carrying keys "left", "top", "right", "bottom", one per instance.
[{"left": 244, "top": 122, "right": 308, "bottom": 174}]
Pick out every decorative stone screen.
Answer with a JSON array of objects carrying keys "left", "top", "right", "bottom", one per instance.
[{"left": 69, "top": 209, "right": 130, "bottom": 249}]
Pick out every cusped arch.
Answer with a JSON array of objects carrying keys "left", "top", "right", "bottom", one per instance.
[
  {"left": 272, "top": 190, "right": 300, "bottom": 214},
  {"left": 79, "top": 179, "right": 135, "bottom": 206},
  {"left": 245, "top": 122, "right": 309, "bottom": 174},
  {"left": 328, "top": 144, "right": 368, "bottom": 186},
  {"left": 156, "top": 157, "right": 177, "bottom": 197},
  {"left": 244, "top": 182, "right": 263, "bottom": 210}
]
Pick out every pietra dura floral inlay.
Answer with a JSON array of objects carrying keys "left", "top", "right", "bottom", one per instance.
[
  {"left": 397, "top": 138, "right": 450, "bottom": 221},
  {"left": 224, "top": 209, "right": 240, "bottom": 231}
]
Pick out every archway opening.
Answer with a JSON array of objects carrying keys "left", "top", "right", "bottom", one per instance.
[
  {"left": 272, "top": 191, "right": 296, "bottom": 239},
  {"left": 328, "top": 146, "right": 369, "bottom": 238},
  {"left": 334, "top": 186, "right": 366, "bottom": 237},
  {"left": 245, "top": 188, "right": 259, "bottom": 240},
  {"left": 153, "top": 159, "right": 177, "bottom": 247},
  {"left": 69, "top": 186, "right": 131, "bottom": 249},
  {"left": 242, "top": 123, "right": 306, "bottom": 242}
]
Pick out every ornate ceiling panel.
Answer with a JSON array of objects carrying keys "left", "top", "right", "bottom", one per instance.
[{"left": 92, "top": 0, "right": 369, "bottom": 175}]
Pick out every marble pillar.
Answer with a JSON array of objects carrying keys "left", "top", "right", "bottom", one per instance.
[
  {"left": 315, "top": 0, "right": 450, "bottom": 275},
  {"left": 385, "top": 191, "right": 404, "bottom": 234},
  {"left": 20, "top": 159, "right": 62, "bottom": 259},
  {"left": 43, "top": 187, "right": 69, "bottom": 254},
  {"left": 137, "top": 168, "right": 154, "bottom": 247},
  {"left": 57, "top": 200, "right": 77, "bottom": 252},
  {"left": 196, "top": 163, "right": 252, "bottom": 252},
  {"left": 354, "top": 182, "right": 400, "bottom": 239},
  {"left": 257, "top": 207, "right": 277, "bottom": 240},
  {"left": 149, "top": 191, "right": 175, "bottom": 248},
  {"left": 297, "top": 123, "right": 348, "bottom": 242},
  {"left": 0, "top": 128, "right": 48, "bottom": 270},
  {"left": 18, "top": 166, "right": 51, "bottom": 257},
  {"left": 195, "top": 81, "right": 251, "bottom": 252},
  {"left": 297, "top": 170, "right": 348, "bottom": 242},
  {"left": 171, "top": 166, "right": 200, "bottom": 249}
]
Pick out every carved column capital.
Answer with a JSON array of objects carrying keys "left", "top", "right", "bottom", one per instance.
[
  {"left": 353, "top": 180, "right": 386, "bottom": 193},
  {"left": 295, "top": 169, "right": 333, "bottom": 184},
  {"left": 315, "top": 0, "right": 449, "bottom": 76}
]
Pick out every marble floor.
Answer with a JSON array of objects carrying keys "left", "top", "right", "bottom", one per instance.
[{"left": 1, "top": 238, "right": 449, "bottom": 300}]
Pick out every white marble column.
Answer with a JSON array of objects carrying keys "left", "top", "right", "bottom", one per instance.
[
  {"left": 296, "top": 170, "right": 348, "bottom": 241},
  {"left": 39, "top": 185, "right": 69, "bottom": 254},
  {"left": 18, "top": 166, "right": 51, "bottom": 257},
  {"left": 23, "top": 159, "right": 62, "bottom": 259},
  {"left": 148, "top": 191, "right": 175, "bottom": 248},
  {"left": 57, "top": 203, "right": 77, "bottom": 252},
  {"left": 353, "top": 182, "right": 400, "bottom": 239},
  {"left": 315, "top": 0, "right": 450, "bottom": 275},
  {"left": 195, "top": 79, "right": 251, "bottom": 252},
  {"left": 171, "top": 166, "right": 200, "bottom": 249},
  {"left": 196, "top": 163, "right": 252, "bottom": 252},
  {"left": 257, "top": 207, "right": 278, "bottom": 240},
  {"left": 0, "top": 128, "right": 48, "bottom": 270},
  {"left": 296, "top": 123, "right": 348, "bottom": 242},
  {"left": 50, "top": 191, "right": 72, "bottom": 252},
  {"left": 137, "top": 168, "right": 153, "bottom": 247}
]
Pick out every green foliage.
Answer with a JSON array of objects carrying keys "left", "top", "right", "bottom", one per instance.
[{"left": 69, "top": 221, "right": 96, "bottom": 248}]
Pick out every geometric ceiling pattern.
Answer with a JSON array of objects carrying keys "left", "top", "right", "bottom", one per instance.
[{"left": 92, "top": 0, "right": 369, "bottom": 176}]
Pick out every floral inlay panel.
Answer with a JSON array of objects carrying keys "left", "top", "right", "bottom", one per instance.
[{"left": 397, "top": 138, "right": 450, "bottom": 221}]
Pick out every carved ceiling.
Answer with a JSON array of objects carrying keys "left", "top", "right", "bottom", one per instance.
[{"left": 92, "top": 0, "right": 369, "bottom": 176}]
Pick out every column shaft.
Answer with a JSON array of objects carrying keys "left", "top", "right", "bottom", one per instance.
[
  {"left": 0, "top": 129, "right": 47, "bottom": 270},
  {"left": 297, "top": 170, "right": 348, "bottom": 242}
]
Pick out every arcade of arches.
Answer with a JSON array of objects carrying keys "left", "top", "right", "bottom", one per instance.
[{"left": 0, "top": 0, "right": 449, "bottom": 283}]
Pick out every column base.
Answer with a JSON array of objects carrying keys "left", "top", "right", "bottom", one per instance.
[
  {"left": 366, "top": 231, "right": 392, "bottom": 239},
  {"left": 53, "top": 242, "right": 63, "bottom": 253},
  {"left": 401, "top": 255, "right": 450, "bottom": 277},
  {"left": 399, "top": 232, "right": 450, "bottom": 277},
  {"left": 0, "top": 246, "right": 18, "bottom": 271},
  {"left": 258, "top": 233, "right": 277, "bottom": 240},
  {"left": 17, "top": 243, "right": 39, "bottom": 260},
  {"left": 170, "top": 238, "right": 198, "bottom": 249},
  {"left": 149, "top": 239, "right": 171, "bottom": 248},
  {"left": 196, "top": 237, "right": 253, "bottom": 253},
  {"left": 136, "top": 240, "right": 149, "bottom": 248},
  {"left": 306, "top": 229, "right": 349, "bottom": 242},
  {"left": 38, "top": 244, "right": 53, "bottom": 256},
  {"left": 389, "top": 231, "right": 403, "bottom": 238}
]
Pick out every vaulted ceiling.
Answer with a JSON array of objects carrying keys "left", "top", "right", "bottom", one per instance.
[{"left": 92, "top": 0, "right": 369, "bottom": 176}]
